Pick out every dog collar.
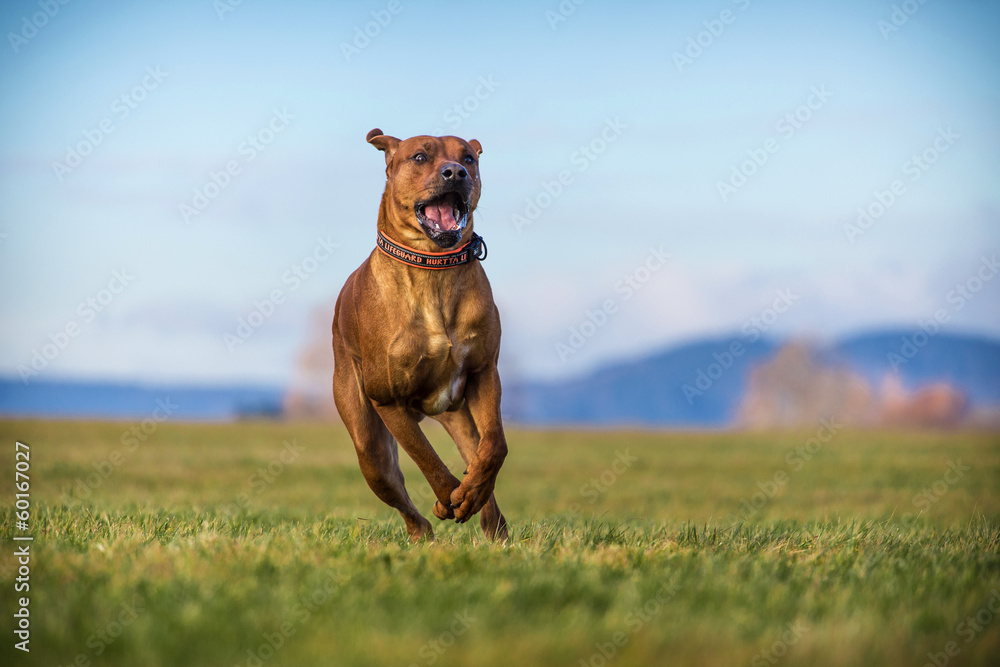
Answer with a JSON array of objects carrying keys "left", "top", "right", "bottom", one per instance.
[{"left": 376, "top": 230, "right": 487, "bottom": 270}]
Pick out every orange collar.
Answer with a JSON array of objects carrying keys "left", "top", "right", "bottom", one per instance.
[{"left": 376, "top": 230, "right": 487, "bottom": 269}]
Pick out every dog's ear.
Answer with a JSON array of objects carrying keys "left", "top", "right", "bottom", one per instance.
[
  {"left": 468, "top": 139, "right": 483, "bottom": 156},
  {"left": 367, "top": 128, "right": 400, "bottom": 164}
]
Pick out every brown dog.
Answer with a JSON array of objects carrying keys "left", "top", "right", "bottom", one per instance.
[{"left": 331, "top": 128, "right": 508, "bottom": 542}]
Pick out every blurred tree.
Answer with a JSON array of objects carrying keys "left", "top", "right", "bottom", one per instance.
[{"left": 283, "top": 302, "right": 339, "bottom": 421}]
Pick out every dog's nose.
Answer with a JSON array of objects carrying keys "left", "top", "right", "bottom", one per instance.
[{"left": 440, "top": 162, "right": 468, "bottom": 181}]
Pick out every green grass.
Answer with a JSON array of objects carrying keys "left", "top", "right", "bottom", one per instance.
[{"left": 1, "top": 420, "right": 998, "bottom": 666}]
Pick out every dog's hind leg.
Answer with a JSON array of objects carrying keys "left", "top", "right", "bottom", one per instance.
[
  {"left": 434, "top": 406, "right": 509, "bottom": 543},
  {"left": 333, "top": 355, "right": 433, "bottom": 541}
]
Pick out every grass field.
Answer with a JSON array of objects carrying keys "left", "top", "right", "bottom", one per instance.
[{"left": 1, "top": 419, "right": 999, "bottom": 666}]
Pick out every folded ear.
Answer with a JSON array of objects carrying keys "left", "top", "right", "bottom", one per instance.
[
  {"left": 468, "top": 139, "right": 483, "bottom": 156},
  {"left": 366, "top": 128, "right": 400, "bottom": 163}
]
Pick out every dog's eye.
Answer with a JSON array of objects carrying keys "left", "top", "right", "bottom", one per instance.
[
  {"left": 463, "top": 155, "right": 475, "bottom": 165},
  {"left": 412, "top": 153, "right": 427, "bottom": 163}
]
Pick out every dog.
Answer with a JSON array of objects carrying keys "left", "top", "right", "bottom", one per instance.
[{"left": 332, "top": 128, "right": 508, "bottom": 542}]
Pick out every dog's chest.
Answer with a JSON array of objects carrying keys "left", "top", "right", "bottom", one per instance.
[{"left": 377, "top": 307, "right": 477, "bottom": 412}]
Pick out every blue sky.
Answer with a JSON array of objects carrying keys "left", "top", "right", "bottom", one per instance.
[{"left": 1, "top": 0, "right": 998, "bottom": 386}]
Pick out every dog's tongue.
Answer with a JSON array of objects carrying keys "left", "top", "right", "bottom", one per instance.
[{"left": 425, "top": 201, "right": 459, "bottom": 231}]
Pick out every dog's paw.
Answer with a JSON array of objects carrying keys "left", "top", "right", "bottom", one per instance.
[
  {"left": 450, "top": 468, "right": 497, "bottom": 523},
  {"left": 405, "top": 517, "right": 435, "bottom": 542},
  {"left": 433, "top": 500, "right": 455, "bottom": 520}
]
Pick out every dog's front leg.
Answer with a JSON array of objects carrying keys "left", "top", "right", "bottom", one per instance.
[
  {"left": 450, "top": 365, "right": 508, "bottom": 524},
  {"left": 374, "top": 404, "right": 463, "bottom": 519}
]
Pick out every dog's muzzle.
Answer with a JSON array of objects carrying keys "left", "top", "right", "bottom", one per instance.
[{"left": 415, "top": 191, "right": 470, "bottom": 248}]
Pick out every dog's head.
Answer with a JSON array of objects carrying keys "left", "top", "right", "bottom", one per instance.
[{"left": 367, "top": 128, "right": 483, "bottom": 249}]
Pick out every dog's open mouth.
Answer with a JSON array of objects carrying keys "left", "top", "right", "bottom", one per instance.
[{"left": 415, "top": 192, "right": 469, "bottom": 248}]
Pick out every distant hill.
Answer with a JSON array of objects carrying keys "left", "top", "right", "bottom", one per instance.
[
  {"left": 0, "top": 379, "right": 283, "bottom": 420},
  {"left": 2, "top": 331, "right": 997, "bottom": 426},
  {"left": 505, "top": 337, "right": 780, "bottom": 427},
  {"left": 832, "top": 331, "right": 1000, "bottom": 405},
  {"left": 505, "top": 331, "right": 1000, "bottom": 427}
]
